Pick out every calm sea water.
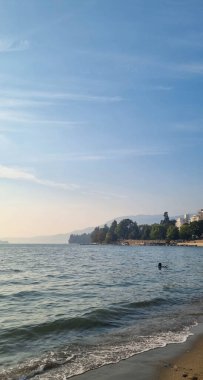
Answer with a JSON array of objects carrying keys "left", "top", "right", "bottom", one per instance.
[{"left": 0, "top": 244, "right": 202, "bottom": 380}]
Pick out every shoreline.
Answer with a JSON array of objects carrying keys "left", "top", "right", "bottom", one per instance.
[
  {"left": 73, "top": 323, "right": 203, "bottom": 380},
  {"left": 177, "top": 240, "right": 203, "bottom": 247},
  {"left": 123, "top": 239, "right": 203, "bottom": 247},
  {"left": 158, "top": 334, "right": 203, "bottom": 380}
]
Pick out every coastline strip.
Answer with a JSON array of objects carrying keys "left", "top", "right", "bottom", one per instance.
[
  {"left": 124, "top": 239, "right": 203, "bottom": 247},
  {"left": 72, "top": 332, "right": 203, "bottom": 380},
  {"left": 158, "top": 335, "right": 203, "bottom": 380}
]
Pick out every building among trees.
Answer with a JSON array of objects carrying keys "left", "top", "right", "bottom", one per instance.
[
  {"left": 175, "top": 214, "right": 190, "bottom": 229},
  {"left": 190, "top": 209, "right": 203, "bottom": 223},
  {"left": 176, "top": 209, "right": 203, "bottom": 229}
]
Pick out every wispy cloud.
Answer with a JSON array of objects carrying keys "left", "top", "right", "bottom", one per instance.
[
  {"left": 177, "top": 63, "right": 203, "bottom": 75},
  {"left": 29, "top": 148, "right": 168, "bottom": 163},
  {"left": 0, "top": 87, "right": 122, "bottom": 127},
  {"left": 154, "top": 60, "right": 203, "bottom": 77},
  {"left": 37, "top": 91, "right": 122, "bottom": 103},
  {"left": 174, "top": 120, "right": 203, "bottom": 132},
  {"left": 0, "top": 164, "right": 126, "bottom": 200},
  {"left": 2, "top": 89, "right": 123, "bottom": 103},
  {"left": 0, "top": 38, "right": 29, "bottom": 53},
  {"left": 0, "top": 110, "right": 82, "bottom": 127},
  {"left": 81, "top": 189, "right": 127, "bottom": 200},
  {"left": 150, "top": 85, "right": 173, "bottom": 91},
  {"left": 0, "top": 165, "right": 79, "bottom": 191},
  {"left": 0, "top": 97, "right": 52, "bottom": 108},
  {"left": 77, "top": 48, "right": 203, "bottom": 78},
  {"left": 77, "top": 49, "right": 146, "bottom": 65}
]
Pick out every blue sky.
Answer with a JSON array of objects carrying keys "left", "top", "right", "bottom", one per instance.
[{"left": 0, "top": 0, "right": 203, "bottom": 237}]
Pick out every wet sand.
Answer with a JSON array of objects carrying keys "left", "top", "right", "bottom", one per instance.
[
  {"left": 158, "top": 335, "right": 203, "bottom": 380},
  {"left": 73, "top": 325, "right": 203, "bottom": 380},
  {"left": 177, "top": 240, "right": 203, "bottom": 247}
]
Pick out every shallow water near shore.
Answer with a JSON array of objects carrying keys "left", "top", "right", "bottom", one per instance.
[{"left": 0, "top": 244, "right": 202, "bottom": 379}]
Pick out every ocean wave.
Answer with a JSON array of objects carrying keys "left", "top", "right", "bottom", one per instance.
[
  {"left": 0, "top": 297, "right": 171, "bottom": 344},
  {"left": 0, "top": 324, "right": 196, "bottom": 380},
  {"left": 11, "top": 290, "right": 42, "bottom": 298}
]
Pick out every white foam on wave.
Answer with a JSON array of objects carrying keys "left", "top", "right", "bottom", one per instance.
[
  {"left": 0, "top": 322, "right": 198, "bottom": 380},
  {"left": 26, "top": 323, "right": 197, "bottom": 380}
]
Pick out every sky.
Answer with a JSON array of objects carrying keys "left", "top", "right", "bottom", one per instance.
[{"left": 0, "top": 0, "right": 203, "bottom": 238}]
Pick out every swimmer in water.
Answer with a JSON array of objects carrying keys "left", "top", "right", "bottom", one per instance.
[{"left": 158, "top": 262, "right": 168, "bottom": 269}]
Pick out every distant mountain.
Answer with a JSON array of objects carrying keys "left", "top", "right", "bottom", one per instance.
[
  {"left": 3, "top": 226, "right": 94, "bottom": 244},
  {"left": 3, "top": 234, "right": 68, "bottom": 244},
  {"left": 3, "top": 214, "right": 182, "bottom": 244},
  {"left": 105, "top": 214, "right": 180, "bottom": 226},
  {"left": 106, "top": 214, "right": 163, "bottom": 226}
]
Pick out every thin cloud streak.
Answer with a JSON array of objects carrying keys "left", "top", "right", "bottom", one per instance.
[
  {"left": 0, "top": 97, "right": 53, "bottom": 108},
  {"left": 0, "top": 165, "right": 79, "bottom": 191},
  {"left": 81, "top": 189, "right": 127, "bottom": 200},
  {"left": 76, "top": 49, "right": 203, "bottom": 77},
  {"left": 0, "top": 165, "right": 126, "bottom": 200},
  {"left": 28, "top": 148, "right": 169, "bottom": 163},
  {"left": 2, "top": 89, "right": 123, "bottom": 103},
  {"left": 0, "top": 38, "right": 29, "bottom": 53},
  {"left": 177, "top": 63, "right": 203, "bottom": 74},
  {"left": 174, "top": 120, "right": 203, "bottom": 132},
  {"left": 0, "top": 110, "right": 82, "bottom": 126},
  {"left": 149, "top": 85, "right": 173, "bottom": 91}
]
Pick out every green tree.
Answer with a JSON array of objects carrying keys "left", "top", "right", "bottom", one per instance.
[
  {"left": 160, "top": 212, "right": 175, "bottom": 227},
  {"left": 91, "top": 225, "right": 109, "bottom": 243},
  {"left": 128, "top": 221, "right": 139, "bottom": 239},
  {"left": 166, "top": 225, "right": 179, "bottom": 240},
  {"left": 179, "top": 224, "right": 192, "bottom": 240},
  {"left": 98, "top": 224, "right": 109, "bottom": 243},
  {"left": 91, "top": 227, "right": 100, "bottom": 243},
  {"left": 116, "top": 219, "right": 138, "bottom": 240},
  {"left": 105, "top": 231, "right": 115, "bottom": 243},
  {"left": 190, "top": 221, "right": 202, "bottom": 239},
  {"left": 163, "top": 211, "right": 169, "bottom": 224},
  {"left": 198, "top": 220, "right": 203, "bottom": 236},
  {"left": 69, "top": 233, "right": 91, "bottom": 244},
  {"left": 150, "top": 224, "right": 166, "bottom": 240},
  {"left": 139, "top": 224, "right": 151, "bottom": 240},
  {"left": 106, "top": 220, "right": 118, "bottom": 242}
]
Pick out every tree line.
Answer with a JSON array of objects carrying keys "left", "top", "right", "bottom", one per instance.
[
  {"left": 90, "top": 212, "right": 203, "bottom": 244},
  {"left": 68, "top": 213, "right": 203, "bottom": 244},
  {"left": 69, "top": 233, "right": 91, "bottom": 244}
]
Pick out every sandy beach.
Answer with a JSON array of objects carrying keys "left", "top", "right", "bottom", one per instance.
[
  {"left": 125, "top": 239, "right": 203, "bottom": 247},
  {"left": 177, "top": 240, "right": 203, "bottom": 247},
  {"left": 72, "top": 329, "right": 203, "bottom": 380},
  {"left": 158, "top": 335, "right": 203, "bottom": 380}
]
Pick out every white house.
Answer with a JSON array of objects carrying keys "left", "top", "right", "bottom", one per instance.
[
  {"left": 175, "top": 214, "right": 190, "bottom": 229},
  {"left": 190, "top": 214, "right": 200, "bottom": 223},
  {"left": 176, "top": 210, "right": 202, "bottom": 229},
  {"left": 190, "top": 209, "right": 203, "bottom": 223}
]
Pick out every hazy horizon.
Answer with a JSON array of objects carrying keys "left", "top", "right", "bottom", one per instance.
[
  {"left": 0, "top": 0, "right": 203, "bottom": 238},
  {"left": 0, "top": 211, "right": 193, "bottom": 240}
]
